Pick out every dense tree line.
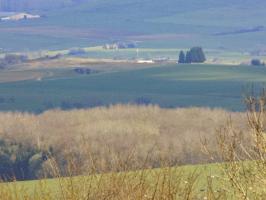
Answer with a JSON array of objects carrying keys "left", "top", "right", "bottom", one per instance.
[{"left": 178, "top": 47, "right": 206, "bottom": 64}]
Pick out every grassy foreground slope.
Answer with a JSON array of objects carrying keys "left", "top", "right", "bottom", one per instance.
[
  {"left": 0, "top": 64, "right": 266, "bottom": 112},
  {"left": 1, "top": 163, "right": 226, "bottom": 200}
]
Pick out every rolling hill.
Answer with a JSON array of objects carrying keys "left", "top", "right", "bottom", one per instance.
[{"left": 0, "top": 63, "right": 265, "bottom": 113}]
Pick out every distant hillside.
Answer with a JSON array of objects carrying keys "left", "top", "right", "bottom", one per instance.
[
  {"left": 0, "top": 0, "right": 266, "bottom": 51},
  {"left": 1, "top": 0, "right": 265, "bottom": 11},
  {"left": 0, "top": 0, "right": 86, "bottom": 11},
  {"left": 1, "top": 0, "right": 265, "bottom": 12}
]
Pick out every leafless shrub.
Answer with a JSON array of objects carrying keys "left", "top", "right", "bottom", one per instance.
[
  {"left": 203, "top": 89, "right": 266, "bottom": 199},
  {"left": 0, "top": 105, "right": 246, "bottom": 178},
  {"left": 1, "top": 104, "right": 263, "bottom": 199}
]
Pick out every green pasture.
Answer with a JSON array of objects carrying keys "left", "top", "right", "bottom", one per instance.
[
  {"left": 2, "top": 163, "right": 223, "bottom": 198},
  {"left": 0, "top": 64, "right": 265, "bottom": 112}
]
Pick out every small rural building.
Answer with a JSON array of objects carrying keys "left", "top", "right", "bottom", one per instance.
[
  {"left": 103, "top": 42, "right": 136, "bottom": 50},
  {"left": 1, "top": 13, "right": 40, "bottom": 21}
]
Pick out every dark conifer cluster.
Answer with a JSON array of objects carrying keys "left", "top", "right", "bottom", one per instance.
[{"left": 178, "top": 47, "right": 206, "bottom": 64}]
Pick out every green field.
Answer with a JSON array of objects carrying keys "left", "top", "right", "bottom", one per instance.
[
  {"left": 0, "top": 64, "right": 266, "bottom": 112},
  {"left": 2, "top": 163, "right": 223, "bottom": 199}
]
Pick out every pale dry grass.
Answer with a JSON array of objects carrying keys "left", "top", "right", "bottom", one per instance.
[{"left": 0, "top": 105, "right": 247, "bottom": 174}]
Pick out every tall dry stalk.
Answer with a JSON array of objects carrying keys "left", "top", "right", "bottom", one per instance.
[{"left": 202, "top": 89, "right": 266, "bottom": 200}]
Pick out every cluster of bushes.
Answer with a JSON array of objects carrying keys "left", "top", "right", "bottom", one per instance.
[
  {"left": 74, "top": 67, "right": 98, "bottom": 75},
  {"left": 60, "top": 100, "right": 103, "bottom": 110},
  {"left": 41, "top": 99, "right": 104, "bottom": 112},
  {"left": 251, "top": 58, "right": 265, "bottom": 66},
  {"left": 178, "top": 47, "right": 206, "bottom": 64},
  {"left": 68, "top": 48, "right": 86, "bottom": 56},
  {"left": 0, "top": 138, "right": 49, "bottom": 180},
  {"left": 0, "top": 97, "right": 15, "bottom": 104},
  {"left": 134, "top": 96, "right": 151, "bottom": 105},
  {"left": 0, "top": 54, "right": 28, "bottom": 69},
  {"left": 36, "top": 54, "right": 62, "bottom": 61}
]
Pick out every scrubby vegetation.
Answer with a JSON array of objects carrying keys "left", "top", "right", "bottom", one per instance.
[
  {"left": 0, "top": 105, "right": 246, "bottom": 180},
  {"left": 0, "top": 139, "right": 48, "bottom": 181},
  {"left": 68, "top": 48, "right": 86, "bottom": 56},
  {"left": 73, "top": 67, "right": 98, "bottom": 75},
  {"left": 0, "top": 54, "right": 28, "bottom": 69},
  {"left": 0, "top": 91, "right": 266, "bottom": 199},
  {"left": 251, "top": 59, "right": 265, "bottom": 66}
]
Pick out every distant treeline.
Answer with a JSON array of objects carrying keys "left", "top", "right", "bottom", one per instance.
[
  {"left": 0, "top": 138, "right": 50, "bottom": 181},
  {"left": 0, "top": 105, "right": 241, "bottom": 181},
  {"left": 0, "top": 54, "right": 28, "bottom": 69},
  {"left": 214, "top": 26, "right": 265, "bottom": 36},
  {"left": 251, "top": 59, "right": 265, "bottom": 66}
]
